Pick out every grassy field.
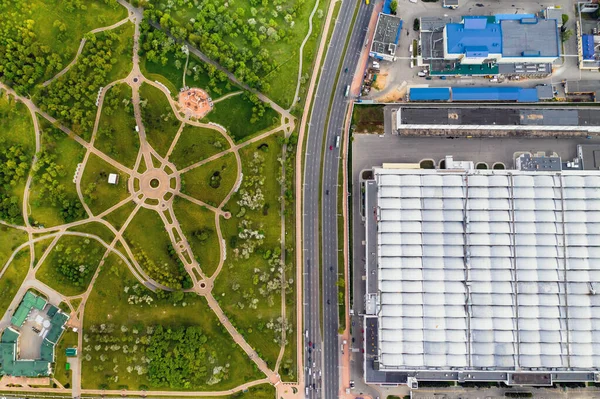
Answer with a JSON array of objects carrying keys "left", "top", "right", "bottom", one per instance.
[
  {"left": 169, "top": 125, "right": 230, "bottom": 169},
  {"left": 81, "top": 253, "right": 264, "bottom": 390},
  {"left": 214, "top": 134, "right": 286, "bottom": 370},
  {"left": 172, "top": 197, "right": 220, "bottom": 277},
  {"left": 181, "top": 153, "right": 238, "bottom": 207},
  {"left": 139, "top": 83, "right": 181, "bottom": 157},
  {"left": 0, "top": 248, "right": 30, "bottom": 318},
  {"left": 122, "top": 207, "right": 186, "bottom": 289},
  {"left": 54, "top": 329, "right": 79, "bottom": 389},
  {"left": 80, "top": 153, "right": 130, "bottom": 216},
  {"left": 29, "top": 121, "right": 87, "bottom": 228},
  {"left": 29, "top": 0, "right": 126, "bottom": 69},
  {"left": 0, "top": 225, "right": 29, "bottom": 271},
  {"left": 68, "top": 221, "right": 116, "bottom": 246},
  {"left": 103, "top": 201, "right": 137, "bottom": 232},
  {"left": 203, "top": 94, "right": 280, "bottom": 142},
  {"left": 95, "top": 84, "right": 139, "bottom": 169},
  {"left": 352, "top": 104, "right": 385, "bottom": 134},
  {"left": 36, "top": 235, "right": 105, "bottom": 296}
]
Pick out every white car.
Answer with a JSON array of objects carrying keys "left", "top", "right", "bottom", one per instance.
[{"left": 418, "top": 71, "right": 428, "bottom": 77}]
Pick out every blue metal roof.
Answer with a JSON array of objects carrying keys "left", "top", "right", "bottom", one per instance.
[
  {"left": 465, "top": 46, "right": 489, "bottom": 58},
  {"left": 383, "top": 0, "right": 392, "bottom": 14},
  {"left": 446, "top": 22, "right": 502, "bottom": 55},
  {"left": 583, "top": 34, "right": 595, "bottom": 60},
  {"left": 409, "top": 88, "right": 451, "bottom": 101},
  {"left": 451, "top": 87, "right": 539, "bottom": 102}
]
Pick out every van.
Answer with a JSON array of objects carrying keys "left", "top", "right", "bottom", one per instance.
[
  {"left": 335, "top": 136, "right": 340, "bottom": 148},
  {"left": 408, "top": 44, "right": 413, "bottom": 53}
]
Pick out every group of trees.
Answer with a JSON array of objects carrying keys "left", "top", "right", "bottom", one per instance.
[
  {"left": 139, "top": 0, "right": 308, "bottom": 92},
  {"left": 0, "top": 1, "right": 62, "bottom": 94},
  {"left": 146, "top": 325, "right": 229, "bottom": 388},
  {"left": 0, "top": 142, "right": 30, "bottom": 223},
  {"left": 35, "top": 28, "right": 129, "bottom": 137},
  {"left": 32, "top": 150, "right": 86, "bottom": 223},
  {"left": 52, "top": 238, "right": 102, "bottom": 287},
  {"left": 0, "top": 0, "right": 121, "bottom": 94}
]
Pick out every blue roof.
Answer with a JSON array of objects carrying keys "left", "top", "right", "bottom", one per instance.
[
  {"left": 583, "top": 34, "right": 595, "bottom": 60},
  {"left": 465, "top": 46, "right": 489, "bottom": 58},
  {"left": 451, "top": 87, "right": 539, "bottom": 102},
  {"left": 495, "top": 14, "right": 535, "bottom": 22},
  {"left": 446, "top": 22, "right": 502, "bottom": 55},
  {"left": 409, "top": 88, "right": 451, "bottom": 101}
]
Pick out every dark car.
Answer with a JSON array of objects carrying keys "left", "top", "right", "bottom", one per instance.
[
  {"left": 312, "top": 343, "right": 315, "bottom": 349},
  {"left": 345, "top": 67, "right": 348, "bottom": 73},
  {"left": 327, "top": 299, "right": 331, "bottom": 305}
]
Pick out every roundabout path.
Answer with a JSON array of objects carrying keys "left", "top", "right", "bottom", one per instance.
[{"left": 0, "top": 0, "right": 311, "bottom": 395}]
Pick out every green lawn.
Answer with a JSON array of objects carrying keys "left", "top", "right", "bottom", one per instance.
[
  {"left": 68, "top": 221, "right": 116, "bottom": 246},
  {"left": 81, "top": 253, "right": 264, "bottom": 390},
  {"left": 169, "top": 125, "right": 230, "bottom": 169},
  {"left": 122, "top": 207, "right": 186, "bottom": 290},
  {"left": 0, "top": 225, "right": 29, "bottom": 271},
  {"left": 80, "top": 153, "right": 130, "bottom": 216},
  {"left": 0, "top": 91, "right": 36, "bottom": 225},
  {"left": 29, "top": 0, "right": 127, "bottom": 70},
  {"left": 103, "top": 201, "right": 137, "bottom": 232},
  {"left": 172, "top": 197, "right": 220, "bottom": 277},
  {"left": 214, "top": 134, "right": 286, "bottom": 370},
  {"left": 95, "top": 84, "right": 139, "bottom": 169},
  {"left": 139, "top": 83, "right": 181, "bottom": 157},
  {"left": 29, "top": 121, "right": 87, "bottom": 228},
  {"left": 36, "top": 235, "right": 105, "bottom": 296},
  {"left": 202, "top": 94, "right": 280, "bottom": 142},
  {"left": 181, "top": 153, "right": 238, "bottom": 208},
  {"left": 33, "top": 237, "right": 54, "bottom": 267},
  {"left": 54, "top": 329, "right": 79, "bottom": 389},
  {"left": 0, "top": 248, "right": 30, "bottom": 318}
]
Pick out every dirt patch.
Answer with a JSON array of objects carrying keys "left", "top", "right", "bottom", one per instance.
[
  {"left": 178, "top": 88, "right": 213, "bottom": 119},
  {"left": 352, "top": 104, "right": 384, "bottom": 134},
  {"left": 372, "top": 74, "right": 388, "bottom": 91}
]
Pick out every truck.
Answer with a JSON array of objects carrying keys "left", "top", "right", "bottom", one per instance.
[
  {"left": 344, "top": 85, "right": 350, "bottom": 97},
  {"left": 335, "top": 136, "right": 340, "bottom": 148}
]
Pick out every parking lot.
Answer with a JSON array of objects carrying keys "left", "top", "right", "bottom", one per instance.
[{"left": 366, "top": 0, "right": 598, "bottom": 102}]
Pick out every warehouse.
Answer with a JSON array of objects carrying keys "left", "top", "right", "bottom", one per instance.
[{"left": 364, "top": 167, "right": 600, "bottom": 385}]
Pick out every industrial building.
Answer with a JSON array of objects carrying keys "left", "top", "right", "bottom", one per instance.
[
  {"left": 419, "top": 15, "right": 559, "bottom": 76},
  {"left": 408, "top": 86, "right": 547, "bottom": 103},
  {"left": 363, "top": 165, "right": 600, "bottom": 385},
  {"left": 0, "top": 291, "right": 69, "bottom": 377},
  {"left": 370, "top": 13, "right": 403, "bottom": 62}
]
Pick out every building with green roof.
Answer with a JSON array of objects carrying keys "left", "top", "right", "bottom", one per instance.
[{"left": 0, "top": 291, "right": 70, "bottom": 377}]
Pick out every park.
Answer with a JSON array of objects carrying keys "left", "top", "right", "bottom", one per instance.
[{"left": 0, "top": 0, "right": 322, "bottom": 396}]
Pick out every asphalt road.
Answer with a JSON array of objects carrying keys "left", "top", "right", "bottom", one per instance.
[{"left": 303, "top": 0, "right": 374, "bottom": 398}]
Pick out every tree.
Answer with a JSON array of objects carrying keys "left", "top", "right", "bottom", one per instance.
[
  {"left": 413, "top": 18, "right": 420, "bottom": 31},
  {"left": 562, "top": 14, "right": 569, "bottom": 25},
  {"left": 561, "top": 28, "right": 573, "bottom": 43},
  {"left": 390, "top": 0, "right": 398, "bottom": 14}
]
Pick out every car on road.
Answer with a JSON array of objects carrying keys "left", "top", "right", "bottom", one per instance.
[
  {"left": 327, "top": 299, "right": 331, "bottom": 304},
  {"left": 308, "top": 341, "right": 312, "bottom": 347},
  {"left": 329, "top": 145, "right": 333, "bottom": 150},
  {"left": 326, "top": 189, "right": 329, "bottom": 195},
  {"left": 345, "top": 67, "right": 348, "bottom": 73},
  {"left": 350, "top": 380, "right": 355, "bottom": 388},
  {"left": 312, "top": 343, "right": 316, "bottom": 349}
]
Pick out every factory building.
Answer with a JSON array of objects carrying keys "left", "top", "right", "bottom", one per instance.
[{"left": 363, "top": 165, "right": 600, "bottom": 386}]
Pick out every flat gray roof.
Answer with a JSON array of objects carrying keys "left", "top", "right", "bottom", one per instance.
[
  {"left": 501, "top": 19, "right": 559, "bottom": 58},
  {"left": 373, "top": 168, "right": 600, "bottom": 373},
  {"left": 371, "top": 13, "right": 402, "bottom": 56}
]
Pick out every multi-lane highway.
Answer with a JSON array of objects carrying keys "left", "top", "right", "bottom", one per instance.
[{"left": 303, "top": 0, "right": 374, "bottom": 397}]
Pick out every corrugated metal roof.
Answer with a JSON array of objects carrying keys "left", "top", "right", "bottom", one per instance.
[
  {"left": 374, "top": 168, "right": 600, "bottom": 372},
  {"left": 451, "top": 87, "right": 539, "bottom": 102},
  {"left": 409, "top": 88, "right": 451, "bottom": 101},
  {"left": 446, "top": 22, "right": 502, "bottom": 55}
]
